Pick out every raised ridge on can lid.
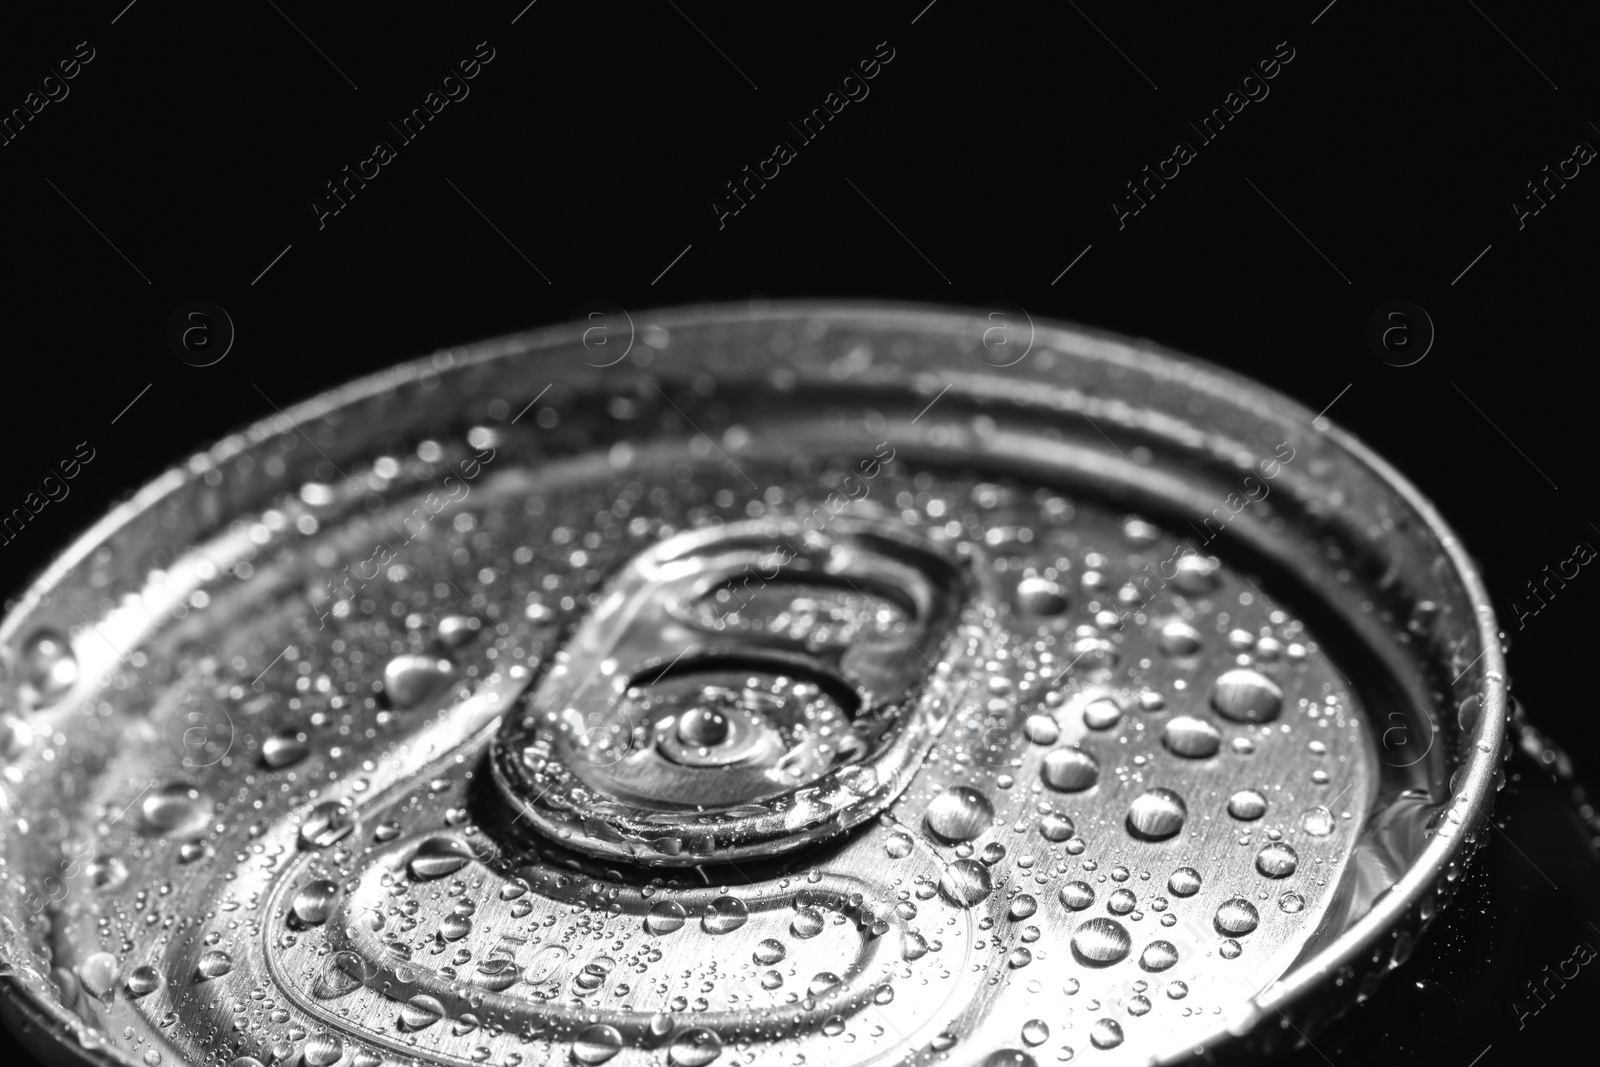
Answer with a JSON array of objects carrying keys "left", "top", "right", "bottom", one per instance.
[{"left": 0, "top": 303, "right": 1506, "bottom": 1067}]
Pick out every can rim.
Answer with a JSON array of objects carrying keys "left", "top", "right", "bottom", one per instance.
[{"left": 0, "top": 300, "right": 1507, "bottom": 1063}]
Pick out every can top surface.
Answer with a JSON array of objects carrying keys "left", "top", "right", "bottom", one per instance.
[{"left": 0, "top": 303, "right": 1505, "bottom": 1067}]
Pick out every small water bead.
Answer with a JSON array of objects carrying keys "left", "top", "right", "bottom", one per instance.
[
  {"left": 1082, "top": 698, "right": 1123, "bottom": 730},
  {"left": 1211, "top": 669, "right": 1283, "bottom": 723},
  {"left": 885, "top": 831, "right": 914, "bottom": 858},
  {"left": 761, "top": 971, "right": 783, "bottom": 990},
  {"left": 1140, "top": 940, "right": 1179, "bottom": 971},
  {"left": 1126, "top": 788, "right": 1187, "bottom": 840},
  {"left": 701, "top": 896, "right": 749, "bottom": 934},
  {"left": 141, "top": 784, "right": 214, "bottom": 838},
  {"left": 1171, "top": 554, "right": 1221, "bottom": 594},
  {"left": 1127, "top": 995, "right": 1152, "bottom": 1017},
  {"left": 89, "top": 855, "right": 129, "bottom": 892},
  {"left": 939, "top": 859, "right": 993, "bottom": 907},
  {"left": 125, "top": 965, "right": 160, "bottom": 997},
  {"left": 436, "top": 615, "right": 483, "bottom": 648},
  {"left": 1038, "top": 812, "right": 1075, "bottom": 841},
  {"left": 381, "top": 654, "right": 456, "bottom": 710},
  {"left": 1107, "top": 889, "right": 1136, "bottom": 915},
  {"left": 300, "top": 801, "right": 357, "bottom": 850},
  {"left": 1219, "top": 939, "right": 1243, "bottom": 959},
  {"left": 304, "top": 1033, "right": 343, "bottom": 1067},
  {"left": 807, "top": 972, "right": 842, "bottom": 997},
  {"left": 1023, "top": 715, "right": 1060, "bottom": 745},
  {"left": 1166, "top": 980, "right": 1189, "bottom": 1000},
  {"left": 753, "top": 939, "right": 786, "bottom": 965},
  {"left": 1214, "top": 898, "right": 1260, "bottom": 935},
  {"left": 290, "top": 880, "right": 340, "bottom": 926},
  {"left": 439, "top": 914, "right": 472, "bottom": 941},
  {"left": 1168, "top": 868, "right": 1202, "bottom": 896},
  {"left": 572, "top": 1024, "right": 624, "bottom": 1065},
  {"left": 1070, "top": 918, "right": 1131, "bottom": 965},
  {"left": 791, "top": 908, "right": 825, "bottom": 938},
  {"left": 400, "top": 994, "right": 445, "bottom": 1031},
  {"left": 1009, "top": 894, "right": 1039, "bottom": 920},
  {"left": 1231, "top": 736, "right": 1256, "bottom": 755},
  {"left": 901, "top": 932, "right": 930, "bottom": 961},
  {"left": 981, "top": 842, "right": 1007, "bottom": 865},
  {"left": 1162, "top": 716, "right": 1221, "bottom": 758},
  {"left": 1089, "top": 1018, "right": 1126, "bottom": 1050},
  {"left": 1300, "top": 806, "right": 1335, "bottom": 836},
  {"left": 1007, "top": 948, "right": 1033, "bottom": 969},
  {"left": 408, "top": 836, "right": 473, "bottom": 879},
  {"left": 195, "top": 950, "right": 234, "bottom": 981},
  {"left": 1138, "top": 689, "right": 1166, "bottom": 712},
  {"left": 1021, "top": 1019, "right": 1050, "bottom": 1047},
  {"left": 1110, "top": 866, "right": 1129, "bottom": 882},
  {"left": 1123, "top": 517, "right": 1161, "bottom": 543},
  {"left": 77, "top": 953, "right": 118, "bottom": 998},
  {"left": 1042, "top": 748, "right": 1099, "bottom": 792},
  {"left": 261, "top": 730, "right": 311, "bottom": 769},
  {"left": 1228, "top": 789, "right": 1268, "bottom": 821},
  {"left": 1279, "top": 891, "right": 1306, "bottom": 913},
  {"left": 20, "top": 630, "right": 77, "bottom": 705},
  {"left": 1059, "top": 882, "right": 1095, "bottom": 910},
  {"left": 1016, "top": 577, "right": 1070, "bottom": 616},
  {"left": 925, "top": 786, "right": 994, "bottom": 843},
  {"left": 1312, "top": 769, "right": 1331, "bottom": 785},
  {"left": 1256, "top": 842, "right": 1299, "bottom": 878},
  {"left": 1308, "top": 739, "right": 1328, "bottom": 755},
  {"left": 1158, "top": 621, "right": 1202, "bottom": 656}
]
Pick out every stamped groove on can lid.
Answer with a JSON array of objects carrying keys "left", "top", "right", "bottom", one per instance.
[{"left": 0, "top": 304, "right": 1506, "bottom": 1067}]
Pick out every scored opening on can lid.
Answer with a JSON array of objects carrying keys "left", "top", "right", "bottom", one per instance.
[{"left": 0, "top": 303, "right": 1506, "bottom": 1067}]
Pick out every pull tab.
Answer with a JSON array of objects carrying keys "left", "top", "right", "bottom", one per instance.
[{"left": 490, "top": 516, "right": 971, "bottom": 864}]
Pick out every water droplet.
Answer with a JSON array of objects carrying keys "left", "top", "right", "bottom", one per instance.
[
  {"left": 1021, "top": 1019, "right": 1050, "bottom": 1047},
  {"left": 677, "top": 707, "right": 730, "bottom": 748},
  {"left": 1219, "top": 939, "right": 1243, "bottom": 959},
  {"left": 791, "top": 907, "right": 825, "bottom": 938},
  {"left": 1279, "top": 891, "right": 1305, "bottom": 913},
  {"left": 1023, "top": 715, "right": 1059, "bottom": 745},
  {"left": 141, "top": 784, "right": 214, "bottom": 838},
  {"left": 262, "top": 731, "right": 310, "bottom": 769},
  {"left": 874, "top": 984, "right": 895, "bottom": 1005},
  {"left": 925, "top": 786, "right": 994, "bottom": 842},
  {"left": 1127, "top": 994, "right": 1152, "bottom": 1016},
  {"left": 195, "top": 950, "right": 233, "bottom": 981},
  {"left": 408, "top": 836, "right": 473, "bottom": 879},
  {"left": 88, "top": 855, "right": 129, "bottom": 892},
  {"left": 1140, "top": 940, "right": 1179, "bottom": 971},
  {"left": 1059, "top": 881, "right": 1095, "bottom": 910},
  {"left": 1168, "top": 867, "right": 1202, "bottom": 896},
  {"left": 1228, "top": 789, "right": 1268, "bottom": 821},
  {"left": 1007, "top": 947, "right": 1033, "bottom": 969},
  {"left": 299, "top": 801, "right": 356, "bottom": 850},
  {"left": 400, "top": 994, "right": 444, "bottom": 1031},
  {"left": 382, "top": 655, "right": 455, "bottom": 710},
  {"left": 1127, "top": 788, "right": 1187, "bottom": 840},
  {"left": 1300, "top": 806, "right": 1335, "bottom": 836},
  {"left": 1082, "top": 698, "right": 1122, "bottom": 730},
  {"left": 291, "top": 880, "right": 340, "bottom": 925},
  {"left": 20, "top": 630, "right": 77, "bottom": 706},
  {"left": 761, "top": 970, "right": 783, "bottom": 990},
  {"left": 1089, "top": 1017, "right": 1125, "bottom": 1049},
  {"left": 1038, "top": 812, "right": 1075, "bottom": 841},
  {"left": 1070, "top": 918, "right": 1131, "bottom": 965},
  {"left": 78, "top": 952, "right": 118, "bottom": 998},
  {"left": 1256, "top": 842, "right": 1298, "bottom": 878},
  {"left": 667, "top": 1027, "right": 723, "bottom": 1066},
  {"left": 938, "top": 859, "right": 993, "bottom": 907},
  {"left": 753, "top": 939, "right": 786, "bottom": 965},
  {"left": 125, "top": 965, "right": 160, "bottom": 997},
  {"left": 1171, "top": 555, "right": 1220, "bottom": 594},
  {"left": 1003, "top": 894, "right": 1037, "bottom": 921},
  {"left": 1016, "top": 577, "right": 1068, "bottom": 616},
  {"left": 885, "top": 831, "right": 914, "bottom": 858},
  {"left": 440, "top": 914, "right": 472, "bottom": 941},
  {"left": 1107, "top": 889, "right": 1137, "bottom": 915},
  {"left": 901, "top": 931, "right": 930, "bottom": 960},
  {"left": 437, "top": 615, "right": 482, "bottom": 647},
  {"left": 645, "top": 900, "right": 687, "bottom": 935},
  {"left": 1167, "top": 980, "right": 1189, "bottom": 999},
  {"left": 1041, "top": 748, "right": 1099, "bottom": 792},
  {"left": 1211, "top": 669, "right": 1283, "bottom": 723},
  {"left": 701, "top": 896, "right": 748, "bottom": 934},
  {"left": 1158, "top": 620, "right": 1202, "bottom": 656},
  {"left": 1162, "top": 715, "right": 1221, "bottom": 758},
  {"left": 304, "top": 1033, "right": 342, "bottom": 1067},
  {"left": 573, "top": 1024, "right": 623, "bottom": 1065},
  {"left": 1214, "top": 898, "right": 1260, "bottom": 935},
  {"left": 808, "top": 971, "right": 841, "bottom": 997}
]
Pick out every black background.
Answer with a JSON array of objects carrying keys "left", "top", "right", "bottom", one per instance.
[{"left": 2, "top": 2, "right": 1597, "bottom": 1064}]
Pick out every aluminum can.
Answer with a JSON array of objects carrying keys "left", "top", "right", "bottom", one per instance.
[{"left": 0, "top": 303, "right": 1508, "bottom": 1067}]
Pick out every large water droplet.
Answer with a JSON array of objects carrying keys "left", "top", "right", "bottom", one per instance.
[
  {"left": 20, "top": 630, "right": 77, "bottom": 707},
  {"left": 1059, "top": 881, "right": 1095, "bottom": 910},
  {"left": 901, "top": 931, "right": 930, "bottom": 961},
  {"left": 262, "top": 730, "right": 310, "bottom": 769},
  {"left": 791, "top": 907, "right": 825, "bottom": 938},
  {"left": 1107, "top": 889, "right": 1137, "bottom": 915},
  {"left": 1041, "top": 748, "right": 1099, "bottom": 792},
  {"left": 1211, "top": 669, "right": 1283, "bottom": 723},
  {"left": 924, "top": 786, "right": 994, "bottom": 842},
  {"left": 299, "top": 800, "right": 356, "bottom": 850},
  {"left": 1171, "top": 555, "right": 1220, "bottom": 594},
  {"left": 1016, "top": 578, "right": 1068, "bottom": 616},
  {"left": 885, "top": 831, "right": 914, "bottom": 858},
  {"left": 645, "top": 900, "right": 687, "bottom": 935},
  {"left": 78, "top": 952, "right": 118, "bottom": 998},
  {"left": 701, "top": 896, "right": 748, "bottom": 934},
  {"left": 1168, "top": 867, "right": 1202, "bottom": 896},
  {"left": 141, "top": 784, "right": 214, "bottom": 838},
  {"left": 1162, "top": 716, "right": 1221, "bottom": 758},
  {"left": 1089, "top": 1018, "right": 1125, "bottom": 1050},
  {"left": 1280, "top": 891, "right": 1306, "bottom": 913},
  {"left": 938, "top": 859, "right": 993, "bottom": 907},
  {"left": 1158, "top": 620, "right": 1202, "bottom": 656},
  {"left": 1082, "top": 697, "right": 1122, "bottom": 730},
  {"left": 667, "top": 1027, "right": 723, "bottom": 1067},
  {"left": 1214, "top": 897, "right": 1260, "bottom": 935},
  {"left": 1127, "top": 788, "right": 1187, "bottom": 840},
  {"left": 1071, "top": 918, "right": 1131, "bottom": 965},
  {"left": 382, "top": 655, "right": 455, "bottom": 710},
  {"left": 303, "top": 1033, "right": 342, "bottom": 1067},
  {"left": 573, "top": 1024, "right": 623, "bottom": 1065},
  {"left": 291, "top": 880, "right": 340, "bottom": 925},
  {"left": 1140, "top": 940, "right": 1179, "bottom": 971},
  {"left": 1228, "top": 789, "right": 1268, "bottom": 821},
  {"left": 753, "top": 939, "right": 786, "bottom": 965},
  {"left": 399, "top": 994, "right": 444, "bottom": 1031},
  {"left": 125, "top": 964, "right": 160, "bottom": 997},
  {"left": 408, "top": 836, "right": 473, "bottom": 879},
  {"left": 1256, "top": 842, "right": 1299, "bottom": 878},
  {"left": 195, "top": 950, "right": 233, "bottom": 981},
  {"left": 1038, "top": 812, "right": 1075, "bottom": 841},
  {"left": 1023, "top": 715, "right": 1059, "bottom": 745},
  {"left": 1009, "top": 894, "right": 1038, "bottom": 920},
  {"left": 1300, "top": 806, "right": 1335, "bottom": 836}
]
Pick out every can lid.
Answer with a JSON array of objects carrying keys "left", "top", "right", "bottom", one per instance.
[{"left": 0, "top": 303, "right": 1505, "bottom": 1067}]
